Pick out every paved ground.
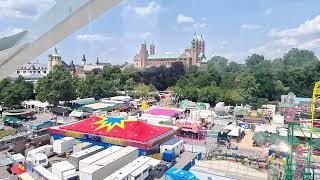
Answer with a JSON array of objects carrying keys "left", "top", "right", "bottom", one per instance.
[
  {"left": 192, "top": 160, "right": 268, "bottom": 180},
  {"left": 0, "top": 151, "right": 10, "bottom": 180}
]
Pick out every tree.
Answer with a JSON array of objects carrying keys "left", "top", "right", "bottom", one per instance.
[
  {"left": 133, "top": 83, "right": 152, "bottom": 98},
  {"left": 235, "top": 73, "right": 259, "bottom": 103},
  {"left": 1, "top": 76, "right": 34, "bottom": 109},
  {"left": 36, "top": 66, "right": 76, "bottom": 106},
  {"left": 245, "top": 54, "right": 265, "bottom": 69}
]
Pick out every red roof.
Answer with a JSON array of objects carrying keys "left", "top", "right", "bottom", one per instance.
[{"left": 59, "top": 116, "right": 172, "bottom": 142}]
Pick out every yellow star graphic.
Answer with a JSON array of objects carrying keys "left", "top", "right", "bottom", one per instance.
[{"left": 92, "top": 116, "right": 135, "bottom": 132}]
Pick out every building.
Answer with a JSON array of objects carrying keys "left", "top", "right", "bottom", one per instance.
[
  {"left": 9, "top": 62, "right": 48, "bottom": 83},
  {"left": 48, "top": 116, "right": 180, "bottom": 155},
  {"left": 133, "top": 33, "right": 207, "bottom": 69},
  {"left": 47, "top": 47, "right": 76, "bottom": 74}
]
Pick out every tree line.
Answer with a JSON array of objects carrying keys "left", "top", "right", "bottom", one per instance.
[{"left": 0, "top": 48, "right": 319, "bottom": 109}]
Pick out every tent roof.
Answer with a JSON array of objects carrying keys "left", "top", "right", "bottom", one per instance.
[
  {"left": 145, "top": 107, "right": 179, "bottom": 117},
  {"left": 59, "top": 116, "right": 172, "bottom": 143}
]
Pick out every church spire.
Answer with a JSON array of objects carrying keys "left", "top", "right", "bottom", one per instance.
[{"left": 96, "top": 57, "right": 99, "bottom": 65}]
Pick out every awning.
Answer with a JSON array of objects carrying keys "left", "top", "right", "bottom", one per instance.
[{"left": 11, "top": 164, "right": 26, "bottom": 174}]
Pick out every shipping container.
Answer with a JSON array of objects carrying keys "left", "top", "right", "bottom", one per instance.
[
  {"left": 79, "top": 146, "right": 123, "bottom": 170},
  {"left": 53, "top": 137, "right": 75, "bottom": 155},
  {"left": 52, "top": 161, "right": 77, "bottom": 180},
  {"left": 72, "top": 142, "right": 93, "bottom": 153},
  {"left": 79, "top": 146, "right": 138, "bottom": 180},
  {"left": 68, "top": 145, "right": 103, "bottom": 170},
  {"left": 160, "top": 138, "right": 184, "bottom": 157}
]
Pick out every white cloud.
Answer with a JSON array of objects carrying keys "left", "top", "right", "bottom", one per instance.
[
  {"left": 177, "top": 14, "right": 195, "bottom": 23},
  {"left": 0, "top": 0, "right": 55, "bottom": 20},
  {"left": 140, "top": 32, "right": 152, "bottom": 39},
  {"left": 298, "top": 38, "right": 320, "bottom": 49},
  {"left": 264, "top": 9, "right": 272, "bottom": 15},
  {"left": 269, "top": 15, "right": 320, "bottom": 37},
  {"left": 193, "top": 22, "right": 208, "bottom": 29},
  {"left": 219, "top": 41, "right": 229, "bottom": 48},
  {"left": 132, "top": 1, "right": 160, "bottom": 17},
  {"left": 0, "top": 27, "right": 24, "bottom": 38},
  {"left": 76, "top": 34, "right": 110, "bottom": 42},
  {"left": 248, "top": 37, "right": 298, "bottom": 58},
  {"left": 240, "top": 24, "right": 261, "bottom": 30}
]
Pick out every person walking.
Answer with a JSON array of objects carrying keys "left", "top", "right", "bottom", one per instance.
[{"left": 0, "top": 105, "right": 3, "bottom": 117}]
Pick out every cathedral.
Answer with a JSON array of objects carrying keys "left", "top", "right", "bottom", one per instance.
[{"left": 133, "top": 33, "right": 207, "bottom": 69}]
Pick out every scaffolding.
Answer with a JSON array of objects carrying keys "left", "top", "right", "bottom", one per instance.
[{"left": 285, "top": 81, "right": 320, "bottom": 180}]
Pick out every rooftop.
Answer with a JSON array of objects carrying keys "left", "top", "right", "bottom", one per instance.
[
  {"left": 147, "top": 53, "right": 181, "bottom": 60},
  {"left": 52, "top": 47, "right": 60, "bottom": 57}
]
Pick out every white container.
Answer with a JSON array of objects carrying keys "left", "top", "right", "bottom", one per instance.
[
  {"left": 79, "top": 146, "right": 123, "bottom": 170},
  {"left": 53, "top": 137, "right": 75, "bottom": 154},
  {"left": 104, "top": 156, "right": 160, "bottom": 180},
  {"left": 130, "top": 164, "right": 151, "bottom": 180},
  {"left": 73, "top": 142, "right": 93, "bottom": 153},
  {"left": 33, "top": 166, "right": 60, "bottom": 180},
  {"left": 68, "top": 145, "right": 103, "bottom": 170},
  {"left": 27, "top": 153, "right": 48, "bottom": 167},
  {"left": 160, "top": 138, "right": 184, "bottom": 156},
  {"left": 52, "top": 161, "right": 77, "bottom": 180},
  {"left": 80, "top": 146, "right": 138, "bottom": 180},
  {"left": 26, "top": 145, "right": 54, "bottom": 159}
]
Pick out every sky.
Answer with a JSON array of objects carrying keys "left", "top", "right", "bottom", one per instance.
[{"left": 0, "top": 0, "right": 320, "bottom": 65}]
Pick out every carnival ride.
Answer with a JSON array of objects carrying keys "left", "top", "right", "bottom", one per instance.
[{"left": 285, "top": 81, "right": 320, "bottom": 180}]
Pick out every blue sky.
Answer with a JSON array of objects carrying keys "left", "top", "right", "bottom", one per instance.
[{"left": 0, "top": 0, "right": 320, "bottom": 65}]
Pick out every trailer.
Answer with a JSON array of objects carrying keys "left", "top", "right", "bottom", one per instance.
[
  {"left": 104, "top": 156, "right": 160, "bottom": 180},
  {"left": 52, "top": 161, "right": 77, "bottom": 180},
  {"left": 68, "top": 145, "right": 103, "bottom": 170},
  {"left": 79, "top": 146, "right": 138, "bottom": 180},
  {"left": 130, "top": 164, "right": 152, "bottom": 180},
  {"left": 27, "top": 153, "right": 48, "bottom": 167},
  {"left": 53, "top": 137, "right": 75, "bottom": 155},
  {"left": 72, "top": 142, "right": 93, "bottom": 153},
  {"left": 160, "top": 138, "right": 184, "bottom": 156},
  {"left": 26, "top": 145, "right": 54, "bottom": 158},
  {"left": 33, "top": 165, "right": 60, "bottom": 180},
  {"left": 79, "top": 146, "right": 123, "bottom": 170}
]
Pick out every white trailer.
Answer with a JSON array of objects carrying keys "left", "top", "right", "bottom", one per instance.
[
  {"left": 130, "top": 164, "right": 151, "bottom": 180},
  {"left": 26, "top": 145, "right": 54, "bottom": 158},
  {"left": 33, "top": 165, "right": 60, "bottom": 180},
  {"left": 104, "top": 156, "right": 160, "bottom": 180},
  {"left": 52, "top": 161, "right": 77, "bottom": 180},
  {"left": 79, "top": 146, "right": 138, "bottom": 180},
  {"left": 53, "top": 137, "right": 75, "bottom": 155},
  {"left": 79, "top": 146, "right": 123, "bottom": 170},
  {"left": 68, "top": 145, "right": 103, "bottom": 170},
  {"left": 72, "top": 142, "right": 93, "bottom": 153},
  {"left": 160, "top": 138, "right": 184, "bottom": 156},
  {"left": 27, "top": 153, "right": 48, "bottom": 167}
]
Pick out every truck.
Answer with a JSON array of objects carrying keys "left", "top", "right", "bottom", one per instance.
[
  {"left": 160, "top": 138, "right": 184, "bottom": 157},
  {"left": 162, "top": 150, "right": 176, "bottom": 162}
]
